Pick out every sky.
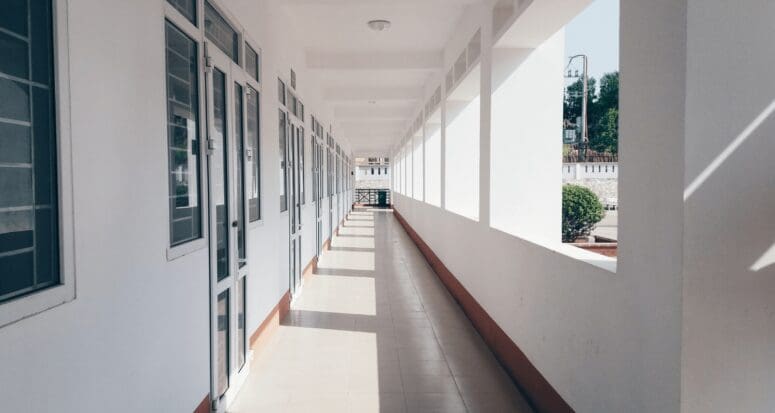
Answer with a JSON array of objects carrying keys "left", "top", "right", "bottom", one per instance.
[{"left": 564, "top": 0, "right": 619, "bottom": 83}]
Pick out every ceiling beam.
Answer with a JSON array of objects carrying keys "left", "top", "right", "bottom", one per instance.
[
  {"left": 324, "top": 86, "right": 422, "bottom": 102},
  {"left": 307, "top": 51, "right": 442, "bottom": 71}
]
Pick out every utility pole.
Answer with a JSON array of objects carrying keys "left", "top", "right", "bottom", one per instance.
[{"left": 566, "top": 54, "right": 589, "bottom": 161}]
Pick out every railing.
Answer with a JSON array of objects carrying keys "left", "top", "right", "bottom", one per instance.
[{"left": 354, "top": 188, "right": 391, "bottom": 207}]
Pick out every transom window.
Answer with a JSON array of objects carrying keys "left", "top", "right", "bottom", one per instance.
[{"left": 204, "top": 1, "right": 239, "bottom": 63}]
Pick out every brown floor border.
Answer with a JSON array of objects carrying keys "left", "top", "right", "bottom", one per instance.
[
  {"left": 193, "top": 395, "right": 209, "bottom": 413},
  {"left": 393, "top": 209, "right": 574, "bottom": 413}
]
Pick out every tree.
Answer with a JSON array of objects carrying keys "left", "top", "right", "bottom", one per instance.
[
  {"left": 562, "top": 184, "right": 604, "bottom": 242},
  {"left": 563, "top": 77, "right": 598, "bottom": 126},
  {"left": 597, "top": 72, "right": 619, "bottom": 113},
  {"left": 590, "top": 107, "right": 618, "bottom": 153},
  {"left": 563, "top": 70, "right": 619, "bottom": 156}
]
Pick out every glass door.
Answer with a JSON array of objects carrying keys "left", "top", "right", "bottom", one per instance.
[
  {"left": 287, "top": 118, "right": 303, "bottom": 297},
  {"left": 204, "top": 42, "right": 250, "bottom": 413},
  {"left": 313, "top": 138, "right": 323, "bottom": 257}
]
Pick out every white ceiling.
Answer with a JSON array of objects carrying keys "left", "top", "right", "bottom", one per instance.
[{"left": 284, "top": 0, "right": 483, "bottom": 156}]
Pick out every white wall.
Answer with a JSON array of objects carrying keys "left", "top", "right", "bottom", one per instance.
[
  {"left": 562, "top": 162, "right": 618, "bottom": 180},
  {"left": 0, "top": 0, "right": 350, "bottom": 411},
  {"left": 681, "top": 1, "right": 775, "bottom": 411},
  {"left": 394, "top": 1, "right": 685, "bottom": 411}
]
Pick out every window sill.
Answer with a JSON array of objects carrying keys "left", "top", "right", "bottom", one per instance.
[
  {"left": 549, "top": 242, "right": 617, "bottom": 273},
  {"left": 166, "top": 238, "right": 208, "bottom": 261},
  {"left": 0, "top": 282, "right": 76, "bottom": 328}
]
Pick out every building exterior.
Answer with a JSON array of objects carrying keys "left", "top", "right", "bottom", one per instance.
[
  {"left": 355, "top": 157, "right": 391, "bottom": 189},
  {"left": 0, "top": 1, "right": 773, "bottom": 413}
]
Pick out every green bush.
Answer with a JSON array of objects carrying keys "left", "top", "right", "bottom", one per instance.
[{"left": 562, "top": 184, "right": 604, "bottom": 242}]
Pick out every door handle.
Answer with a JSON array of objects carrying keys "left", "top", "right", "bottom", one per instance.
[{"left": 231, "top": 220, "right": 238, "bottom": 228}]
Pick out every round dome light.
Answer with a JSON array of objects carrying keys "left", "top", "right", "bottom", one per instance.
[{"left": 367, "top": 20, "right": 391, "bottom": 32}]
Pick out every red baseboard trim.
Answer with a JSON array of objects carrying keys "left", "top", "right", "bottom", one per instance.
[
  {"left": 193, "top": 395, "right": 209, "bottom": 413},
  {"left": 393, "top": 209, "right": 574, "bottom": 413},
  {"left": 302, "top": 256, "right": 318, "bottom": 281},
  {"left": 248, "top": 290, "right": 291, "bottom": 351}
]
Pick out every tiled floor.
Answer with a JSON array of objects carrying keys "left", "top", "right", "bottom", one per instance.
[{"left": 229, "top": 208, "right": 533, "bottom": 412}]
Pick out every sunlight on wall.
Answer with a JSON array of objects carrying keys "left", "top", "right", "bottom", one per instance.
[
  {"left": 750, "top": 242, "right": 775, "bottom": 272},
  {"left": 490, "top": 32, "right": 564, "bottom": 245},
  {"left": 424, "top": 121, "right": 442, "bottom": 206},
  {"left": 445, "top": 96, "right": 480, "bottom": 220}
]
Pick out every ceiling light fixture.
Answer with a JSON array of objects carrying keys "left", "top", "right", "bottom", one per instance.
[{"left": 367, "top": 19, "right": 391, "bottom": 32}]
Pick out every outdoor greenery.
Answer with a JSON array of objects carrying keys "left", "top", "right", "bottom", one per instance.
[
  {"left": 564, "top": 71, "right": 619, "bottom": 154},
  {"left": 562, "top": 184, "right": 604, "bottom": 242}
]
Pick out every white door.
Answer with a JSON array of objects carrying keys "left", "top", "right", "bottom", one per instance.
[{"left": 204, "top": 43, "right": 251, "bottom": 412}]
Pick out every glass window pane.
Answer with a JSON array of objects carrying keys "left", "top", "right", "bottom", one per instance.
[
  {"left": 0, "top": 252, "right": 34, "bottom": 298},
  {"left": 0, "top": 0, "right": 28, "bottom": 36},
  {"left": 204, "top": 1, "right": 239, "bottom": 63},
  {"left": 165, "top": 22, "right": 202, "bottom": 246},
  {"left": 212, "top": 69, "right": 230, "bottom": 281},
  {"left": 247, "top": 86, "right": 260, "bottom": 221},
  {"left": 0, "top": 122, "right": 31, "bottom": 163},
  {"left": 33, "top": 87, "right": 55, "bottom": 206},
  {"left": 0, "top": 78, "right": 30, "bottom": 121},
  {"left": 216, "top": 290, "right": 230, "bottom": 396},
  {"left": 0, "top": 31, "right": 30, "bottom": 79},
  {"left": 245, "top": 45, "right": 259, "bottom": 82},
  {"left": 0, "top": 210, "right": 33, "bottom": 254},
  {"left": 29, "top": 0, "right": 53, "bottom": 85},
  {"left": 34, "top": 208, "right": 58, "bottom": 285},
  {"left": 279, "top": 110, "right": 287, "bottom": 212},
  {"left": 236, "top": 277, "right": 246, "bottom": 370},
  {"left": 167, "top": 0, "right": 196, "bottom": 26},
  {"left": 234, "top": 83, "right": 246, "bottom": 266},
  {"left": 0, "top": 167, "right": 33, "bottom": 208}
]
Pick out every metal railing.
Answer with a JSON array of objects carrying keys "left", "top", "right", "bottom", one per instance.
[{"left": 354, "top": 188, "right": 391, "bottom": 207}]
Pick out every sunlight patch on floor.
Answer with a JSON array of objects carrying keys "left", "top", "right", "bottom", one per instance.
[
  {"left": 317, "top": 249, "right": 375, "bottom": 272},
  {"left": 294, "top": 275, "right": 377, "bottom": 316},
  {"left": 338, "top": 226, "right": 375, "bottom": 236},
  {"left": 331, "top": 234, "right": 375, "bottom": 249}
]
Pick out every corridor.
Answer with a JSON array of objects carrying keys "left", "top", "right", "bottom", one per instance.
[{"left": 230, "top": 208, "right": 533, "bottom": 412}]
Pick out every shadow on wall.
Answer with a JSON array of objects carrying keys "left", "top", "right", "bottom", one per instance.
[{"left": 682, "top": 95, "right": 775, "bottom": 411}]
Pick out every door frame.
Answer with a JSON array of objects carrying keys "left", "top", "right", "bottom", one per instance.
[{"left": 204, "top": 42, "right": 252, "bottom": 413}]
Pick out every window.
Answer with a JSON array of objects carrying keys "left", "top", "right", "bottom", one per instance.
[
  {"left": 299, "top": 128, "right": 305, "bottom": 204},
  {"left": 245, "top": 44, "right": 259, "bottom": 83},
  {"left": 424, "top": 118, "right": 441, "bottom": 206},
  {"left": 371, "top": 168, "right": 374, "bottom": 175},
  {"left": 204, "top": 1, "right": 239, "bottom": 63},
  {"left": 234, "top": 83, "right": 246, "bottom": 265},
  {"left": 445, "top": 78, "right": 480, "bottom": 220},
  {"left": 277, "top": 78, "right": 285, "bottom": 106},
  {"left": 279, "top": 110, "right": 287, "bottom": 212},
  {"left": 413, "top": 130, "right": 424, "bottom": 201},
  {"left": 165, "top": 21, "right": 203, "bottom": 247},
  {"left": 246, "top": 86, "right": 260, "bottom": 221},
  {"left": 167, "top": 0, "right": 196, "bottom": 26},
  {"left": 0, "top": 0, "right": 61, "bottom": 304}
]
